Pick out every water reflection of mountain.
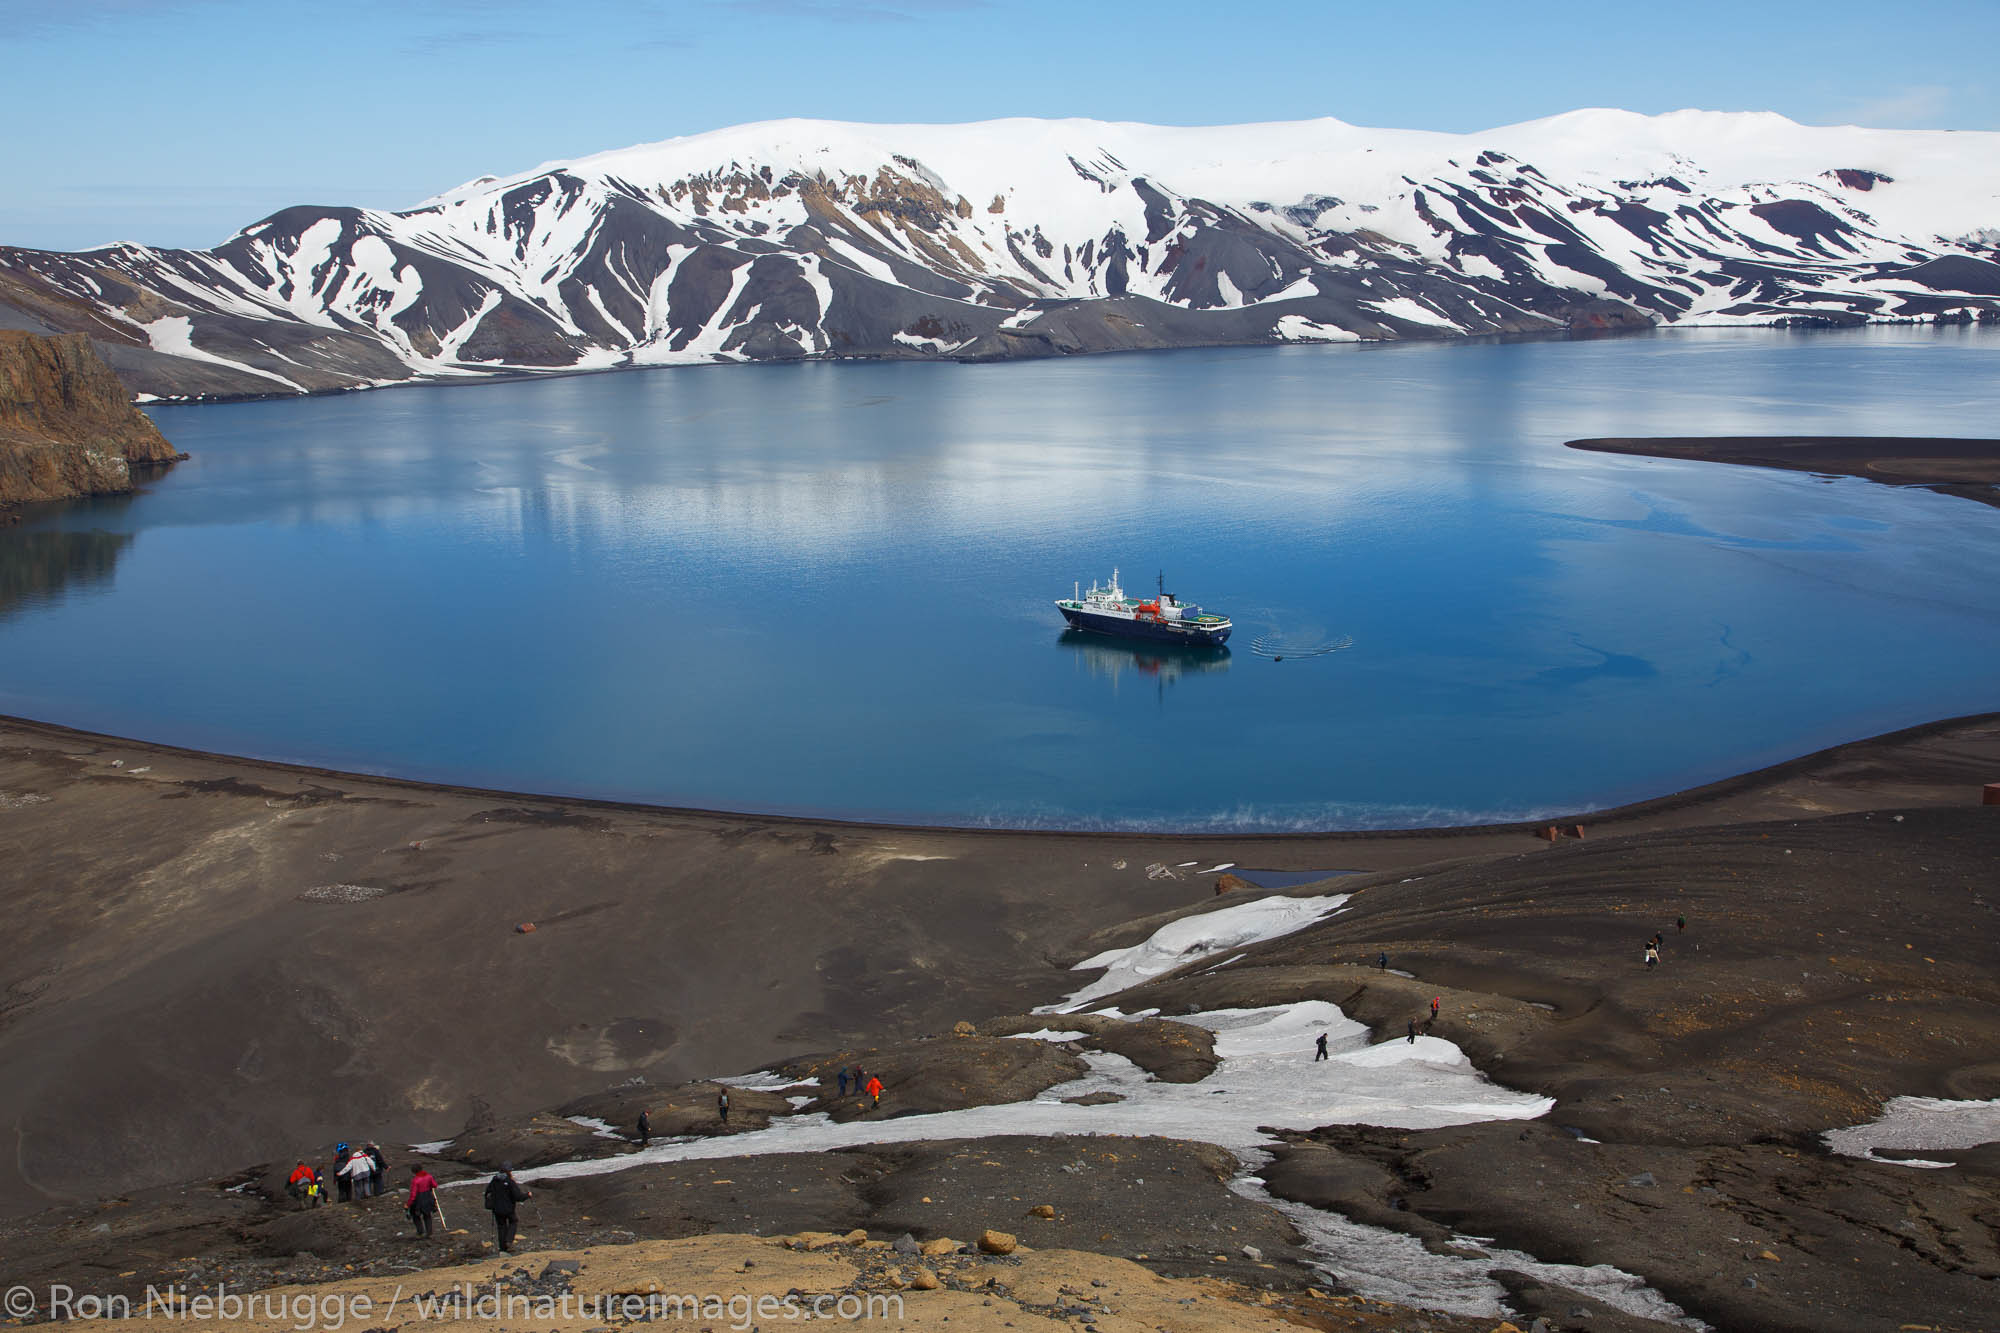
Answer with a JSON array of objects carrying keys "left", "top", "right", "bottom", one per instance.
[
  {"left": 1058, "top": 629, "right": 1231, "bottom": 691},
  {"left": 0, "top": 529, "right": 134, "bottom": 619}
]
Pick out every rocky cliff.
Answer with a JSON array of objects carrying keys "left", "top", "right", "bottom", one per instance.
[{"left": 0, "top": 330, "right": 183, "bottom": 510}]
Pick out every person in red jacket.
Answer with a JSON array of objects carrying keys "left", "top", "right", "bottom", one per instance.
[
  {"left": 286, "top": 1161, "right": 320, "bottom": 1207},
  {"left": 864, "top": 1074, "right": 883, "bottom": 1110},
  {"left": 406, "top": 1166, "right": 441, "bottom": 1237}
]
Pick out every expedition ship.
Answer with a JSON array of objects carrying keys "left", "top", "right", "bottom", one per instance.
[{"left": 1056, "top": 569, "right": 1232, "bottom": 646}]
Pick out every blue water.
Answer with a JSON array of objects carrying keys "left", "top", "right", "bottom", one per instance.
[{"left": 3, "top": 326, "right": 1997, "bottom": 829}]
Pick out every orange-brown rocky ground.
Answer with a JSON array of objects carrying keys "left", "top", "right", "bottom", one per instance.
[{"left": 0, "top": 331, "right": 182, "bottom": 511}]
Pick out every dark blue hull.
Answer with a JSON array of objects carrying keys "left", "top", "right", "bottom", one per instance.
[{"left": 1061, "top": 606, "right": 1231, "bottom": 646}]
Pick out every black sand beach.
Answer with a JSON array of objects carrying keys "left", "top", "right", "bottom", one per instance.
[
  {"left": 1566, "top": 435, "right": 2000, "bottom": 509},
  {"left": 3, "top": 712, "right": 1997, "bottom": 1331}
]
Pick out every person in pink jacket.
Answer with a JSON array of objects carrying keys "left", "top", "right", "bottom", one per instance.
[{"left": 405, "top": 1166, "right": 441, "bottom": 1237}]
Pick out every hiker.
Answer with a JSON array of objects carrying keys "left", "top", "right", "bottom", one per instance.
[
  {"left": 636, "top": 1109, "right": 651, "bottom": 1146},
  {"left": 286, "top": 1161, "right": 317, "bottom": 1207},
  {"left": 1645, "top": 944, "right": 1659, "bottom": 968},
  {"left": 1314, "top": 1032, "right": 1329, "bottom": 1061},
  {"left": 1406, "top": 1019, "right": 1417, "bottom": 1044},
  {"left": 406, "top": 1165, "right": 441, "bottom": 1237},
  {"left": 366, "top": 1143, "right": 387, "bottom": 1197},
  {"left": 865, "top": 1074, "right": 884, "bottom": 1109},
  {"left": 1650, "top": 931, "right": 1665, "bottom": 950},
  {"left": 717, "top": 1089, "right": 731, "bottom": 1124},
  {"left": 339, "top": 1146, "right": 375, "bottom": 1200},
  {"left": 332, "top": 1144, "right": 353, "bottom": 1202},
  {"left": 484, "top": 1164, "right": 531, "bottom": 1253},
  {"left": 1430, "top": 996, "right": 1440, "bottom": 1019},
  {"left": 1677, "top": 914, "right": 1687, "bottom": 934},
  {"left": 1377, "top": 952, "right": 1388, "bottom": 971},
  {"left": 836, "top": 1067, "right": 850, "bottom": 1098}
]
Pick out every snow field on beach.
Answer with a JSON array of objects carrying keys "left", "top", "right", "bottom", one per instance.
[
  {"left": 510, "top": 1003, "right": 1707, "bottom": 1322},
  {"left": 1040, "top": 892, "right": 1350, "bottom": 1013},
  {"left": 1231, "top": 1162, "right": 1703, "bottom": 1326},
  {"left": 1822, "top": 1096, "right": 2000, "bottom": 1168},
  {"left": 518, "top": 1002, "right": 1551, "bottom": 1186},
  {"left": 499, "top": 894, "right": 1693, "bottom": 1321}
]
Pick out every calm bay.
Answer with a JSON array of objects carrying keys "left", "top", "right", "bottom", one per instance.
[{"left": 3, "top": 325, "right": 1997, "bottom": 829}]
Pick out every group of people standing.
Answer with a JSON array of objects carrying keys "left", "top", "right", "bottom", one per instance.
[
  {"left": 338, "top": 1142, "right": 387, "bottom": 1199},
  {"left": 631, "top": 1085, "right": 747, "bottom": 1148},
  {"left": 281, "top": 1142, "right": 529, "bottom": 1254},
  {"left": 1645, "top": 915, "right": 1689, "bottom": 968},
  {"left": 286, "top": 1142, "right": 388, "bottom": 1206},
  {"left": 399, "top": 1161, "right": 527, "bottom": 1250},
  {"left": 631, "top": 1068, "right": 886, "bottom": 1152},
  {"left": 835, "top": 1066, "right": 884, "bottom": 1109}
]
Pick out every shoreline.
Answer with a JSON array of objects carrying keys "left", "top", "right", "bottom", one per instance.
[
  {"left": 5, "top": 707, "right": 1998, "bottom": 852},
  {"left": 113, "top": 320, "right": 2000, "bottom": 409},
  {"left": 6, "top": 708, "right": 1998, "bottom": 1331},
  {"left": 1566, "top": 433, "right": 2000, "bottom": 509}
]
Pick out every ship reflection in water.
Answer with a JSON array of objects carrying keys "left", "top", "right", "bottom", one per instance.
[{"left": 1058, "top": 628, "right": 1231, "bottom": 695}]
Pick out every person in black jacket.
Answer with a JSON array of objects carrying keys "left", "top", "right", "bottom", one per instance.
[
  {"left": 636, "top": 1109, "right": 651, "bottom": 1147},
  {"left": 484, "top": 1164, "right": 530, "bottom": 1252}
]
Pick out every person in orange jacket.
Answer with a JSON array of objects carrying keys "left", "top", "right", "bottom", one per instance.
[
  {"left": 864, "top": 1074, "right": 883, "bottom": 1110},
  {"left": 406, "top": 1166, "right": 441, "bottom": 1237},
  {"left": 286, "top": 1161, "right": 320, "bottom": 1207}
]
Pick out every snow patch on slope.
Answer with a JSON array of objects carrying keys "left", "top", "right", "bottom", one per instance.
[
  {"left": 141, "top": 316, "right": 303, "bottom": 391},
  {"left": 1823, "top": 1097, "right": 2000, "bottom": 1168},
  {"left": 1041, "top": 893, "right": 1350, "bottom": 1013}
]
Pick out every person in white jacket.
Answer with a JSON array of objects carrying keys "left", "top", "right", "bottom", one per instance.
[{"left": 340, "top": 1148, "right": 376, "bottom": 1199}]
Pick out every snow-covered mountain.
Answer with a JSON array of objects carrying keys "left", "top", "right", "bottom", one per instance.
[{"left": 5, "top": 110, "right": 1998, "bottom": 400}]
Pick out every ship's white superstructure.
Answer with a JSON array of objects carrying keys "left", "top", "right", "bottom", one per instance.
[{"left": 1055, "top": 568, "right": 1232, "bottom": 645}]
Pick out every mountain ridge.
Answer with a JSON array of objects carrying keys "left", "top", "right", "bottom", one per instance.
[{"left": 4, "top": 110, "right": 1997, "bottom": 401}]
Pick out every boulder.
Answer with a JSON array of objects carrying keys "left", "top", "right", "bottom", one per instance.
[{"left": 977, "top": 1229, "right": 1017, "bottom": 1255}]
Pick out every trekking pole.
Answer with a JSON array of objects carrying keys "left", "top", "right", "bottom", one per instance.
[{"left": 434, "top": 1190, "right": 448, "bottom": 1230}]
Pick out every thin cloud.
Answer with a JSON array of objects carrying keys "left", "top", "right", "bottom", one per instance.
[
  {"left": 1842, "top": 85, "right": 1952, "bottom": 128},
  {"left": 723, "top": 0, "right": 987, "bottom": 20},
  {"left": 407, "top": 27, "right": 543, "bottom": 53},
  {"left": 2, "top": 0, "right": 229, "bottom": 38}
]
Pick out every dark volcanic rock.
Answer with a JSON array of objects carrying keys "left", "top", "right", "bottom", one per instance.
[
  {"left": 1265, "top": 1121, "right": 2000, "bottom": 1333},
  {"left": 980, "top": 1012, "right": 1219, "bottom": 1083},
  {"left": 775, "top": 1036, "right": 1088, "bottom": 1120}
]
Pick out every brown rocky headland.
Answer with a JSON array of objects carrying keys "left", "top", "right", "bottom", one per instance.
[
  {"left": 1566, "top": 435, "right": 2000, "bottom": 509},
  {"left": 0, "top": 330, "right": 184, "bottom": 518}
]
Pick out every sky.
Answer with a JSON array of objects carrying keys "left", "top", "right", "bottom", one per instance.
[{"left": 3, "top": 0, "right": 1996, "bottom": 253}]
